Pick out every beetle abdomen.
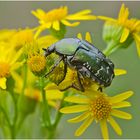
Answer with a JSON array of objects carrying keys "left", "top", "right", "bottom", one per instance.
[{"left": 70, "top": 48, "right": 114, "bottom": 87}]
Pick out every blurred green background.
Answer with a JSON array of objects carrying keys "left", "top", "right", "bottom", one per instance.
[{"left": 0, "top": 1, "right": 140, "bottom": 139}]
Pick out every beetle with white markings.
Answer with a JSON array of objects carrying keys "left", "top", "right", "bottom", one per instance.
[{"left": 43, "top": 38, "right": 115, "bottom": 92}]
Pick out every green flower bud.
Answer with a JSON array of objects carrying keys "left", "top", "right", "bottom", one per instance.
[{"left": 103, "top": 22, "right": 133, "bottom": 56}]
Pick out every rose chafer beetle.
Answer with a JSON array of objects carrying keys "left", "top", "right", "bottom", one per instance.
[{"left": 43, "top": 38, "right": 115, "bottom": 92}]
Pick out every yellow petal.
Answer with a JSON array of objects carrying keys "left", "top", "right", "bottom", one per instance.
[
  {"left": 77, "top": 33, "right": 82, "bottom": 40},
  {"left": 64, "top": 96, "right": 89, "bottom": 104},
  {"left": 71, "top": 10, "right": 92, "bottom": 16},
  {"left": 133, "top": 33, "right": 140, "bottom": 57},
  {"left": 11, "top": 60, "right": 25, "bottom": 71},
  {"left": 109, "top": 91, "right": 134, "bottom": 104},
  {"left": 85, "top": 32, "right": 92, "bottom": 43},
  {"left": 108, "top": 116, "right": 122, "bottom": 136},
  {"left": 118, "top": 4, "right": 129, "bottom": 23},
  {"left": 100, "top": 119, "right": 109, "bottom": 140},
  {"left": 112, "top": 101, "right": 131, "bottom": 108},
  {"left": 75, "top": 117, "right": 94, "bottom": 136},
  {"left": 68, "top": 111, "right": 90, "bottom": 123},
  {"left": 114, "top": 69, "right": 127, "bottom": 76},
  {"left": 0, "top": 78, "right": 7, "bottom": 89},
  {"left": 67, "top": 15, "right": 96, "bottom": 20},
  {"left": 45, "top": 83, "right": 59, "bottom": 90},
  {"left": 60, "top": 105, "right": 89, "bottom": 114},
  {"left": 10, "top": 48, "right": 23, "bottom": 65},
  {"left": 48, "top": 100, "right": 57, "bottom": 108},
  {"left": 53, "top": 21, "right": 60, "bottom": 30},
  {"left": 61, "top": 20, "right": 80, "bottom": 27},
  {"left": 11, "top": 71, "right": 23, "bottom": 93},
  {"left": 97, "top": 16, "right": 116, "bottom": 22},
  {"left": 118, "top": 4, "right": 125, "bottom": 20},
  {"left": 31, "top": 9, "right": 45, "bottom": 19},
  {"left": 34, "top": 28, "right": 43, "bottom": 39},
  {"left": 46, "top": 90, "right": 63, "bottom": 100},
  {"left": 111, "top": 109, "right": 132, "bottom": 119},
  {"left": 120, "top": 28, "right": 130, "bottom": 43},
  {"left": 43, "top": 22, "right": 52, "bottom": 28}
]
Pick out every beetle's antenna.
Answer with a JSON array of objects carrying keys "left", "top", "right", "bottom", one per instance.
[{"left": 42, "top": 48, "right": 47, "bottom": 51}]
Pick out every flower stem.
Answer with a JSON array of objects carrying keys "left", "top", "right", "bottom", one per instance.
[
  {"left": 53, "top": 92, "right": 67, "bottom": 128},
  {"left": 103, "top": 40, "right": 120, "bottom": 56},
  {"left": 39, "top": 77, "right": 51, "bottom": 128}
]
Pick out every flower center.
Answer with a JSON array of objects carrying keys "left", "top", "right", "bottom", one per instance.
[
  {"left": 90, "top": 95, "right": 111, "bottom": 120},
  {"left": 27, "top": 55, "right": 46, "bottom": 75},
  {"left": 0, "top": 62, "right": 10, "bottom": 78},
  {"left": 44, "top": 7, "right": 68, "bottom": 22}
]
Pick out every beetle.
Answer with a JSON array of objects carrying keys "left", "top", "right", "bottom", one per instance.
[{"left": 43, "top": 38, "right": 115, "bottom": 92}]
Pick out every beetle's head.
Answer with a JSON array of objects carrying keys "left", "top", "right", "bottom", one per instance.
[
  {"left": 42, "top": 48, "right": 49, "bottom": 57},
  {"left": 42, "top": 45, "right": 55, "bottom": 57}
]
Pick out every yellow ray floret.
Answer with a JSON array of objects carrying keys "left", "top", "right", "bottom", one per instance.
[{"left": 60, "top": 90, "right": 133, "bottom": 139}]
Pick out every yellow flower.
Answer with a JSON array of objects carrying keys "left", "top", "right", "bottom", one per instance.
[
  {"left": 32, "top": 6, "right": 96, "bottom": 36},
  {"left": 37, "top": 35, "right": 58, "bottom": 49},
  {"left": 98, "top": 3, "right": 140, "bottom": 56},
  {"left": 27, "top": 54, "right": 46, "bottom": 76},
  {"left": 0, "top": 29, "right": 16, "bottom": 42},
  {"left": 60, "top": 90, "right": 133, "bottom": 139},
  {"left": 0, "top": 44, "right": 24, "bottom": 89},
  {"left": 10, "top": 28, "right": 34, "bottom": 49},
  {"left": 13, "top": 68, "right": 63, "bottom": 108}
]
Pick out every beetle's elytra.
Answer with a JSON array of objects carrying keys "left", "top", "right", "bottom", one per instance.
[{"left": 43, "top": 38, "right": 115, "bottom": 92}]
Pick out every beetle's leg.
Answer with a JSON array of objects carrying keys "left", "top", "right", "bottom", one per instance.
[
  {"left": 44, "top": 56, "right": 63, "bottom": 78},
  {"left": 57, "top": 58, "right": 67, "bottom": 85},
  {"left": 76, "top": 71, "right": 85, "bottom": 92},
  {"left": 98, "top": 87, "right": 102, "bottom": 92},
  {"left": 59, "top": 84, "right": 82, "bottom": 92}
]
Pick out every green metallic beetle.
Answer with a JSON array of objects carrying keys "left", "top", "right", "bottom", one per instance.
[{"left": 43, "top": 38, "right": 115, "bottom": 92}]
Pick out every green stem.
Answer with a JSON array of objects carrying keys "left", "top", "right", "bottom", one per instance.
[
  {"left": 21, "top": 63, "right": 28, "bottom": 95},
  {"left": 103, "top": 40, "right": 120, "bottom": 56},
  {"left": 40, "top": 77, "right": 51, "bottom": 128},
  {"left": 0, "top": 106, "right": 14, "bottom": 138},
  {"left": 15, "top": 63, "right": 28, "bottom": 136},
  {"left": 53, "top": 93, "right": 66, "bottom": 128}
]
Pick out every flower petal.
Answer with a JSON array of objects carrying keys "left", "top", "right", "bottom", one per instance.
[
  {"left": 75, "top": 116, "right": 94, "bottom": 136},
  {"left": 98, "top": 16, "right": 116, "bottom": 22},
  {"left": 71, "top": 10, "right": 92, "bottom": 16},
  {"left": 68, "top": 111, "right": 90, "bottom": 123},
  {"left": 112, "top": 101, "right": 131, "bottom": 108},
  {"left": 0, "top": 78, "right": 7, "bottom": 89},
  {"left": 53, "top": 21, "right": 60, "bottom": 30},
  {"left": 108, "top": 116, "right": 122, "bottom": 136},
  {"left": 67, "top": 15, "right": 96, "bottom": 20},
  {"left": 85, "top": 32, "right": 92, "bottom": 43},
  {"left": 133, "top": 33, "right": 140, "bottom": 57},
  {"left": 111, "top": 109, "right": 132, "bottom": 120},
  {"left": 118, "top": 4, "right": 129, "bottom": 23},
  {"left": 46, "top": 90, "right": 63, "bottom": 100},
  {"left": 77, "top": 33, "right": 82, "bottom": 40},
  {"left": 61, "top": 20, "right": 80, "bottom": 27},
  {"left": 100, "top": 119, "right": 109, "bottom": 139},
  {"left": 64, "top": 96, "right": 89, "bottom": 104},
  {"left": 31, "top": 9, "right": 45, "bottom": 20},
  {"left": 120, "top": 28, "right": 130, "bottom": 43},
  {"left": 109, "top": 91, "right": 133, "bottom": 104},
  {"left": 60, "top": 105, "right": 89, "bottom": 114},
  {"left": 10, "top": 48, "right": 23, "bottom": 65},
  {"left": 114, "top": 69, "right": 127, "bottom": 76}
]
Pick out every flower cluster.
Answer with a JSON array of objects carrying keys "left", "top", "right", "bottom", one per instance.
[{"left": 0, "top": 3, "right": 137, "bottom": 139}]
